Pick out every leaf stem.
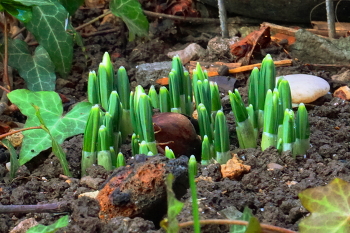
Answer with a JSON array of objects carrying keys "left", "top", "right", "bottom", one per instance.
[
  {"left": 178, "top": 219, "right": 297, "bottom": 233},
  {"left": 0, "top": 126, "right": 42, "bottom": 140}
]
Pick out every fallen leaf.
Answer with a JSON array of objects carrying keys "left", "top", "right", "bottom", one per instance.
[{"left": 230, "top": 26, "right": 271, "bottom": 65}]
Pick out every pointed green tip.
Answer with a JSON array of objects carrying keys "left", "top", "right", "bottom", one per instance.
[{"left": 189, "top": 155, "right": 196, "bottom": 163}]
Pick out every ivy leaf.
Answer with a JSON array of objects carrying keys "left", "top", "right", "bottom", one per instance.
[
  {"left": 58, "top": 0, "right": 84, "bottom": 16},
  {"left": 298, "top": 178, "right": 350, "bottom": 233},
  {"left": 27, "top": 215, "right": 69, "bottom": 233},
  {"left": 24, "top": 0, "right": 73, "bottom": 77},
  {"left": 11, "top": 0, "right": 53, "bottom": 7},
  {"left": 110, "top": 0, "right": 148, "bottom": 41},
  {"left": 7, "top": 89, "right": 92, "bottom": 165},
  {"left": 0, "top": 0, "right": 53, "bottom": 22},
  {"left": 8, "top": 39, "right": 56, "bottom": 91}
]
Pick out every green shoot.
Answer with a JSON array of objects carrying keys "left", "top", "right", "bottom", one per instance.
[
  {"left": 169, "top": 70, "right": 181, "bottom": 113},
  {"left": 165, "top": 146, "right": 175, "bottom": 159},
  {"left": 281, "top": 109, "right": 295, "bottom": 156},
  {"left": 261, "top": 89, "right": 279, "bottom": 151},
  {"left": 197, "top": 103, "right": 213, "bottom": 143},
  {"left": 87, "top": 71, "right": 98, "bottom": 105},
  {"left": 214, "top": 110, "right": 231, "bottom": 164},
  {"left": 131, "top": 133, "right": 139, "bottom": 156},
  {"left": 188, "top": 155, "right": 200, "bottom": 233},
  {"left": 201, "top": 135, "right": 211, "bottom": 165},
  {"left": 160, "top": 86, "right": 171, "bottom": 113},
  {"left": 82, "top": 105, "right": 100, "bottom": 176},
  {"left": 294, "top": 103, "right": 310, "bottom": 156},
  {"left": 229, "top": 89, "right": 256, "bottom": 149},
  {"left": 138, "top": 93, "right": 157, "bottom": 154},
  {"left": 149, "top": 85, "right": 159, "bottom": 108},
  {"left": 97, "top": 125, "right": 113, "bottom": 171},
  {"left": 116, "top": 152, "right": 126, "bottom": 168}
]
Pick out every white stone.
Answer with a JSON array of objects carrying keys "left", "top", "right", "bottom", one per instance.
[{"left": 276, "top": 74, "right": 330, "bottom": 104}]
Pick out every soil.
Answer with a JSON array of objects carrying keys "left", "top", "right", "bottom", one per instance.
[{"left": 1, "top": 3, "right": 350, "bottom": 233}]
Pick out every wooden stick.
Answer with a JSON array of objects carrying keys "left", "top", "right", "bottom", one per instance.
[
  {"left": 312, "top": 21, "right": 350, "bottom": 31},
  {"left": 227, "top": 59, "right": 293, "bottom": 75},
  {"left": 0, "top": 202, "right": 70, "bottom": 214}
]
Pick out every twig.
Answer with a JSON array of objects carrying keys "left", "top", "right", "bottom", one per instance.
[
  {"left": 75, "top": 10, "right": 112, "bottom": 31},
  {"left": 11, "top": 26, "right": 26, "bottom": 39},
  {"left": 80, "top": 28, "right": 119, "bottom": 37},
  {"left": 2, "top": 12, "right": 10, "bottom": 92},
  {"left": 178, "top": 219, "right": 297, "bottom": 233},
  {"left": 0, "top": 126, "right": 42, "bottom": 140},
  {"left": 227, "top": 59, "right": 293, "bottom": 75},
  {"left": 0, "top": 202, "right": 71, "bottom": 214}
]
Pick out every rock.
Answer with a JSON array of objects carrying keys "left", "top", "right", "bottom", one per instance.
[
  {"left": 96, "top": 155, "right": 189, "bottom": 223},
  {"left": 207, "top": 36, "right": 239, "bottom": 61},
  {"left": 80, "top": 176, "right": 105, "bottom": 189},
  {"left": 291, "top": 30, "right": 350, "bottom": 65},
  {"left": 334, "top": 86, "right": 350, "bottom": 101},
  {"left": 220, "top": 154, "right": 251, "bottom": 180},
  {"left": 277, "top": 74, "right": 330, "bottom": 104},
  {"left": 331, "top": 68, "right": 350, "bottom": 82},
  {"left": 267, "top": 163, "right": 284, "bottom": 171},
  {"left": 167, "top": 43, "right": 206, "bottom": 64},
  {"left": 10, "top": 218, "right": 38, "bottom": 233},
  {"left": 134, "top": 61, "right": 172, "bottom": 88},
  {"left": 78, "top": 190, "right": 100, "bottom": 199}
]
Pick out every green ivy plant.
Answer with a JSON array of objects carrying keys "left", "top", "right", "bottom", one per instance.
[
  {"left": 7, "top": 89, "right": 92, "bottom": 166},
  {"left": 4, "top": 0, "right": 77, "bottom": 91},
  {"left": 26, "top": 215, "right": 69, "bottom": 233},
  {"left": 3, "top": 0, "right": 148, "bottom": 91},
  {"left": 298, "top": 178, "right": 350, "bottom": 233}
]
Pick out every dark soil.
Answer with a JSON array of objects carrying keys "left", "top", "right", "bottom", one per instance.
[{"left": 1, "top": 3, "right": 350, "bottom": 233}]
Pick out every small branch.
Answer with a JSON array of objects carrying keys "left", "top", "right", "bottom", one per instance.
[
  {"left": 0, "top": 85, "right": 10, "bottom": 93},
  {"left": 0, "top": 126, "right": 42, "bottom": 140},
  {"left": 0, "top": 202, "right": 71, "bottom": 214},
  {"left": 80, "top": 28, "right": 118, "bottom": 37},
  {"left": 178, "top": 219, "right": 297, "bottom": 233},
  {"left": 11, "top": 26, "right": 26, "bottom": 39},
  {"left": 2, "top": 12, "right": 10, "bottom": 92},
  {"left": 75, "top": 10, "right": 112, "bottom": 31}
]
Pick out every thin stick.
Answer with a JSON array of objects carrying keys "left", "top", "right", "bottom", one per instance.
[
  {"left": 11, "top": 26, "right": 26, "bottom": 39},
  {"left": 0, "top": 126, "right": 42, "bottom": 140},
  {"left": 0, "top": 202, "right": 70, "bottom": 214},
  {"left": 75, "top": 10, "right": 112, "bottom": 31},
  {"left": 179, "top": 219, "right": 297, "bottom": 233},
  {"left": 80, "top": 28, "right": 118, "bottom": 37},
  {"left": 3, "top": 12, "right": 10, "bottom": 92}
]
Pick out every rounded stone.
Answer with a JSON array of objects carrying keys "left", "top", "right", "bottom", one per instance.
[{"left": 277, "top": 74, "right": 330, "bottom": 104}]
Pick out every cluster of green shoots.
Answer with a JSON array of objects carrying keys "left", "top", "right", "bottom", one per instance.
[
  {"left": 81, "top": 53, "right": 129, "bottom": 175},
  {"left": 81, "top": 53, "right": 232, "bottom": 175},
  {"left": 230, "top": 54, "right": 310, "bottom": 157},
  {"left": 148, "top": 56, "right": 231, "bottom": 164},
  {"left": 81, "top": 53, "right": 310, "bottom": 175}
]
